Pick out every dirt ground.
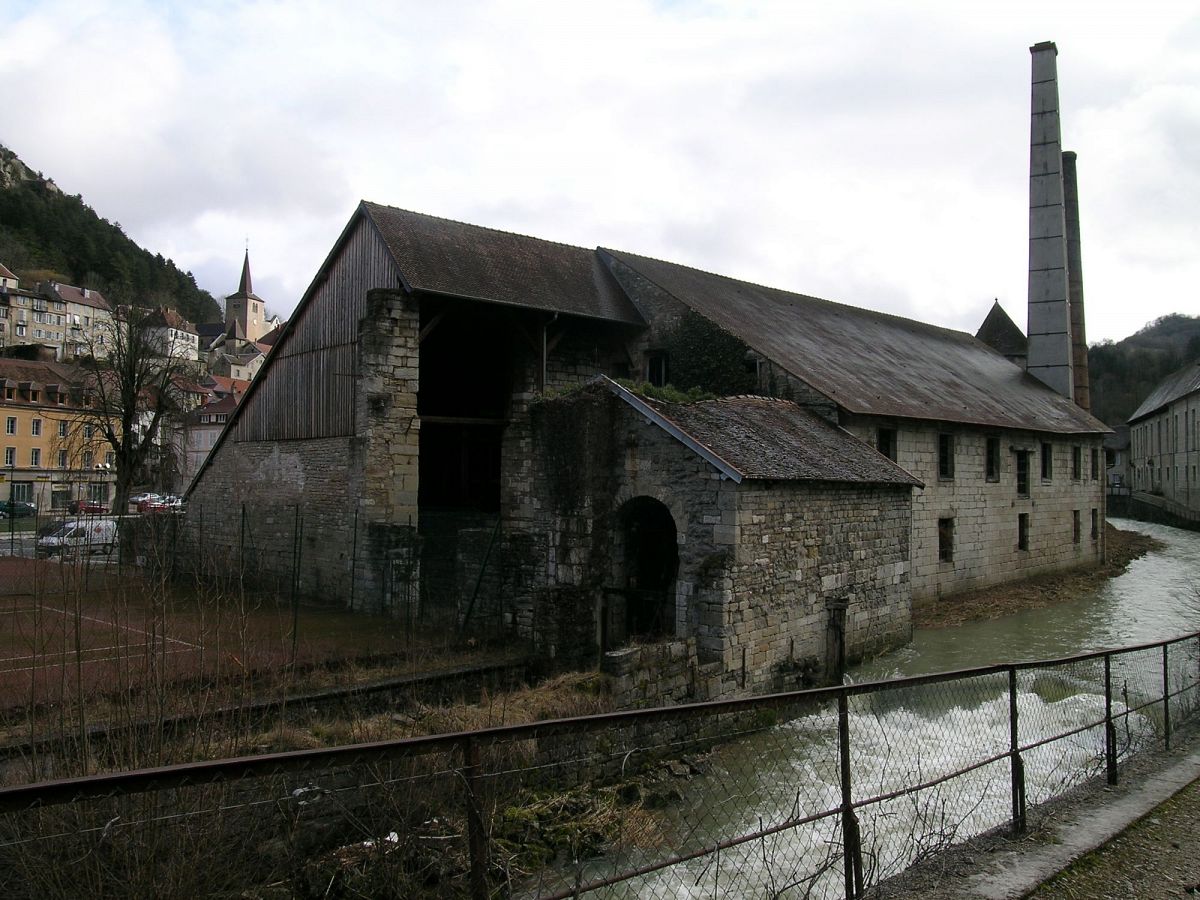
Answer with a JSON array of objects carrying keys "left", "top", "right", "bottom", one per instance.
[{"left": 913, "top": 524, "right": 1163, "bottom": 630}]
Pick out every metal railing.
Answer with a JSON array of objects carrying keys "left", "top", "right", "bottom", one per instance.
[{"left": 1, "top": 631, "right": 1197, "bottom": 899}]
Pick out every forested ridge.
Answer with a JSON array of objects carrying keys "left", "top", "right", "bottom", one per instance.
[
  {"left": 0, "top": 145, "right": 221, "bottom": 324},
  {"left": 1089, "top": 314, "right": 1200, "bottom": 426}
]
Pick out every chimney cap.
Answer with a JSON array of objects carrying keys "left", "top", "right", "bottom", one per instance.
[
  {"left": 1030, "top": 41, "right": 1058, "bottom": 54},
  {"left": 1062, "top": 149, "right": 1077, "bottom": 161}
]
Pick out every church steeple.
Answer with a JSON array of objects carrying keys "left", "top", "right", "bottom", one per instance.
[
  {"left": 225, "top": 249, "right": 268, "bottom": 342},
  {"left": 237, "top": 250, "right": 253, "bottom": 297}
]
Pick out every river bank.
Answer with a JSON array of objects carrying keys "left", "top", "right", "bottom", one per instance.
[{"left": 913, "top": 524, "right": 1164, "bottom": 630}]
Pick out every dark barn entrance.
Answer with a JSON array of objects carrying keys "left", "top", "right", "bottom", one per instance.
[
  {"left": 417, "top": 302, "right": 513, "bottom": 622},
  {"left": 606, "top": 496, "right": 678, "bottom": 648}
]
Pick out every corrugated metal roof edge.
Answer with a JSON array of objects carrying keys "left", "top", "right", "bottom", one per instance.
[
  {"left": 1127, "top": 362, "right": 1200, "bottom": 424},
  {"left": 362, "top": 202, "right": 645, "bottom": 326},
  {"left": 600, "top": 248, "right": 1111, "bottom": 437}
]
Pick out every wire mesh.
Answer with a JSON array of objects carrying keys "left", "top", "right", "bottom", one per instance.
[{"left": 1, "top": 633, "right": 1199, "bottom": 899}]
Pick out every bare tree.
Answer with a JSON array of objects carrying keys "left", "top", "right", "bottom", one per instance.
[{"left": 75, "top": 303, "right": 199, "bottom": 512}]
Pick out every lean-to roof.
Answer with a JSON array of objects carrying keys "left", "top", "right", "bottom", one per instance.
[{"left": 605, "top": 379, "right": 921, "bottom": 487}]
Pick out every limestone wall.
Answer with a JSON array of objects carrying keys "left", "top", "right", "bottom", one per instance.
[{"left": 842, "top": 416, "right": 1106, "bottom": 600}]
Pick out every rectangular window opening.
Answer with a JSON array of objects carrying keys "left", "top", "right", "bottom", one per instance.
[
  {"left": 1041, "top": 442, "right": 1053, "bottom": 481},
  {"left": 1072, "top": 509, "right": 1081, "bottom": 544},
  {"left": 877, "top": 428, "right": 897, "bottom": 462},
  {"left": 1072, "top": 446, "right": 1082, "bottom": 480},
  {"left": 986, "top": 436, "right": 1000, "bottom": 482},
  {"left": 938, "top": 433, "right": 954, "bottom": 480},
  {"left": 1016, "top": 450, "right": 1030, "bottom": 497},
  {"left": 1018, "top": 513, "right": 1029, "bottom": 551},
  {"left": 1091, "top": 509, "right": 1099, "bottom": 541},
  {"left": 938, "top": 517, "right": 954, "bottom": 562}
]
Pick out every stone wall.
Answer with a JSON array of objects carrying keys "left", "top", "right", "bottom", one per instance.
[
  {"left": 727, "top": 482, "right": 912, "bottom": 693},
  {"left": 842, "top": 416, "right": 1106, "bottom": 601},
  {"left": 182, "top": 289, "right": 420, "bottom": 610},
  {"left": 524, "top": 386, "right": 914, "bottom": 697}
]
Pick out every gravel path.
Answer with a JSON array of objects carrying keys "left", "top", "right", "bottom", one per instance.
[{"left": 1029, "top": 777, "right": 1200, "bottom": 899}]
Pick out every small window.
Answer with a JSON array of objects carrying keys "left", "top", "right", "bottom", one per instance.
[
  {"left": 1018, "top": 513, "right": 1029, "bottom": 551},
  {"left": 58, "top": 421, "right": 68, "bottom": 438},
  {"left": 938, "top": 517, "right": 954, "bottom": 562},
  {"left": 3, "top": 447, "right": 13, "bottom": 467},
  {"left": 646, "top": 351, "right": 669, "bottom": 388},
  {"left": 1091, "top": 509, "right": 1099, "bottom": 540},
  {"left": 57, "top": 449, "right": 67, "bottom": 468},
  {"left": 938, "top": 433, "right": 955, "bottom": 479},
  {"left": 986, "top": 437, "right": 1000, "bottom": 482},
  {"left": 31, "top": 419, "right": 41, "bottom": 437},
  {"left": 29, "top": 448, "right": 40, "bottom": 467},
  {"left": 4, "top": 417, "right": 14, "bottom": 435},
  {"left": 1090, "top": 447, "right": 1099, "bottom": 480},
  {"left": 83, "top": 424, "right": 93, "bottom": 439},
  {"left": 105, "top": 451, "right": 114, "bottom": 466},
  {"left": 1072, "top": 510, "right": 1081, "bottom": 544},
  {"left": 1041, "top": 442, "right": 1053, "bottom": 481},
  {"left": 877, "top": 428, "right": 897, "bottom": 462},
  {"left": 1072, "top": 446, "right": 1082, "bottom": 480},
  {"left": 82, "top": 450, "right": 93, "bottom": 468},
  {"left": 1016, "top": 450, "right": 1030, "bottom": 497}
]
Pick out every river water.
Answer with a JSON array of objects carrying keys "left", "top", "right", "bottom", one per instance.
[
  {"left": 859, "top": 518, "right": 1200, "bottom": 679},
  {"left": 544, "top": 519, "right": 1200, "bottom": 899}
]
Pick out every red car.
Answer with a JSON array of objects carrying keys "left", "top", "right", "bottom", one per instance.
[{"left": 68, "top": 499, "right": 108, "bottom": 515}]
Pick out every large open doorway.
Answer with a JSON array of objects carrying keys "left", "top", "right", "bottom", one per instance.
[
  {"left": 605, "top": 496, "right": 679, "bottom": 648},
  {"left": 417, "top": 301, "right": 515, "bottom": 623}
]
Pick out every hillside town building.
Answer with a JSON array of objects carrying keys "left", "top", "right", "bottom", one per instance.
[{"left": 1128, "top": 361, "right": 1200, "bottom": 520}]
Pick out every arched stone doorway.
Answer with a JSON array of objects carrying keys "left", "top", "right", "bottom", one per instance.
[{"left": 607, "top": 496, "right": 679, "bottom": 647}]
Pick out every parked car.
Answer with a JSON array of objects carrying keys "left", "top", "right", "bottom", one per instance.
[
  {"left": 36, "top": 518, "right": 118, "bottom": 557},
  {"left": 135, "top": 494, "right": 164, "bottom": 512},
  {"left": 0, "top": 500, "right": 37, "bottom": 519},
  {"left": 68, "top": 499, "right": 108, "bottom": 515},
  {"left": 142, "top": 495, "right": 184, "bottom": 513}
]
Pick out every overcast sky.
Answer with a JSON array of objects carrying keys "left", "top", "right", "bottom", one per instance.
[{"left": 2, "top": 0, "right": 1196, "bottom": 343}]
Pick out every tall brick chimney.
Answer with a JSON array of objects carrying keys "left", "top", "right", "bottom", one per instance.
[
  {"left": 1063, "top": 151, "right": 1091, "bottom": 410},
  {"left": 1026, "top": 41, "right": 1075, "bottom": 400}
]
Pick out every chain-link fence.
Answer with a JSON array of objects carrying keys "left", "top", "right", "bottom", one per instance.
[{"left": 1, "top": 631, "right": 1198, "bottom": 899}]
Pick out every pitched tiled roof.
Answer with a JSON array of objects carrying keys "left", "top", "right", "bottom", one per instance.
[
  {"left": 0, "top": 263, "right": 15, "bottom": 280},
  {"left": 140, "top": 306, "right": 197, "bottom": 333},
  {"left": 603, "top": 249, "right": 1108, "bottom": 435},
  {"left": 0, "top": 359, "right": 80, "bottom": 388},
  {"left": 976, "top": 301, "right": 1028, "bottom": 358},
  {"left": 1129, "top": 361, "right": 1200, "bottom": 423},
  {"left": 42, "top": 282, "right": 111, "bottom": 311},
  {"left": 604, "top": 380, "right": 920, "bottom": 486},
  {"left": 362, "top": 202, "right": 644, "bottom": 325}
]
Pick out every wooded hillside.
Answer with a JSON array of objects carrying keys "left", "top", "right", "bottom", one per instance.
[
  {"left": 1089, "top": 314, "right": 1200, "bottom": 426},
  {"left": 0, "top": 145, "right": 221, "bottom": 324}
]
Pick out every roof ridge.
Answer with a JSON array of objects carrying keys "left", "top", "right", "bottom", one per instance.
[
  {"left": 361, "top": 200, "right": 598, "bottom": 256},
  {"left": 603, "top": 246, "right": 982, "bottom": 345}
]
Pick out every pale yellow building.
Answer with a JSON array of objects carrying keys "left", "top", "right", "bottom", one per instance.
[{"left": 1, "top": 358, "right": 115, "bottom": 513}]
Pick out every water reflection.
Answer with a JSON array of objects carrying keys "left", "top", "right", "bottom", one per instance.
[{"left": 859, "top": 518, "right": 1200, "bottom": 681}]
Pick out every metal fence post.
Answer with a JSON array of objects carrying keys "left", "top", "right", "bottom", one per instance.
[
  {"left": 1008, "top": 667, "right": 1026, "bottom": 834},
  {"left": 838, "top": 690, "right": 863, "bottom": 899},
  {"left": 1104, "top": 653, "right": 1118, "bottom": 785},
  {"left": 1163, "top": 644, "right": 1172, "bottom": 751},
  {"left": 462, "top": 736, "right": 489, "bottom": 900}
]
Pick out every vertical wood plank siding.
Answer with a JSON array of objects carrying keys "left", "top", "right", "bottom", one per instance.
[{"left": 233, "top": 220, "right": 400, "bottom": 441}]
